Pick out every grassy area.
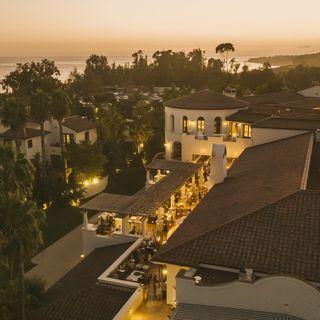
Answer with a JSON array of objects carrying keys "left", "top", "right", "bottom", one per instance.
[
  {"left": 106, "top": 166, "right": 146, "bottom": 195},
  {"left": 43, "top": 205, "right": 83, "bottom": 248}
]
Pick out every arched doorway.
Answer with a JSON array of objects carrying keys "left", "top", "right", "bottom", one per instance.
[
  {"left": 214, "top": 117, "right": 222, "bottom": 134},
  {"left": 172, "top": 141, "right": 182, "bottom": 160}
]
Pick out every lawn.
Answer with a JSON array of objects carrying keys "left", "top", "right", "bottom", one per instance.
[
  {"left": 43, "top": 205, "right": 83, "bottom": 248},
  {"left": 106, "top": 166, "right": 146, "bottom": 195}
]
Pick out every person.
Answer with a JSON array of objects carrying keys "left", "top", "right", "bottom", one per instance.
[
  {"left": 152, "top": 274, "right": 157, "bottom": 298},
  {"left": 161, "top": 280, "right": 166, "bottom": 300},
  {"left": 155, "top": 281, "right": 162, "bottom": 300}
]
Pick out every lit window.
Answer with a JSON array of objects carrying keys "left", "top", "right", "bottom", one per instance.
[
  {"left": 197, "top": 117, "right": 205, "bottom": 133},
  {"left": 27, "top": 139, "right": 33, "bottom": 149},
  {"left": 243, "top": 124, "right": 252, "bottom": 138},
  {"left": 182, "top": 116, "right": 188, "bottom": 133},
  {"left": 64, "top": 134, "right": 74, "bottom": 144},
  {"left": 229, "top": 122, "right": 238, "bottom": 137}
]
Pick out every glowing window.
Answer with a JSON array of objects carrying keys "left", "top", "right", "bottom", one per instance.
[{"left": 197, "top": 117, "right": 205, "bottom": 133}]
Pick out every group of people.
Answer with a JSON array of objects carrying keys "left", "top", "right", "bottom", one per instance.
[{"left": 96, "top": 214, "right": 117, "bottom": 235}]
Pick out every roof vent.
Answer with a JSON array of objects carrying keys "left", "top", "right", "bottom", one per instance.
[
  {"left": 194, "top": 276, "right": 202, "bottom": 285},
  {"left": 239, "top": 268, "right": 254, "bottom": 283}
]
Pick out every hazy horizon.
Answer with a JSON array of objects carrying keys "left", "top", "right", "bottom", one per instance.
[{"left": 1, "top": 0, "right": 320, "bottom": 57}]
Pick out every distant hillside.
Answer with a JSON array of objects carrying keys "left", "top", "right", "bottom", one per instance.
[{"left": 248, "top": 52, "right": 320, "bottom": 67}]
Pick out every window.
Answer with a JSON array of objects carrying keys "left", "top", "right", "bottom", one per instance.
[
  {"left": 242, "top": 124, "right": 252, "bottom": 138},
  {"left": 229, "top": 122, "right": 239, "bottom": 137},
  {"left": 182, "top": 116, "right": 188, "bottom": 133},
  {"left": 84, "top": 131, "right": 90, "bottom": 141},
  {"left": 64, "top": 134, "right": 74, "bottom": 145},
  {"left": 197, "top": 117, "right": 205, "bottom": 134},
  {"left": 170, "top": 114, "right": 175, "bottom": 132},
  {"left": 214, "top": 117, "right": 221, "bottom": 134},
  {"left": 172, "top": 141, "right": 182, "bottom": 160},
  {"left": 27, "top": 139, "right": 33, "bottom": 149}
]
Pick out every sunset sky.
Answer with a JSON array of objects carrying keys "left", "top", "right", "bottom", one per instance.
[{"left": 1, "top": 0, "right": 320, "bottom": 57}]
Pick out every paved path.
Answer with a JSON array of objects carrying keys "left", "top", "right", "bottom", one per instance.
[{"left": 26, "top": 214, "right": 98, "bottom": 290}]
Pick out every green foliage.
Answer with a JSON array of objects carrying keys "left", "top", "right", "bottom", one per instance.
[
  {"left": 66, "top": 141, "right": 106, "bottom": 178},
  {"left": 0, "top": 278, "right": 45, "bottom": 320},
  {"left": 1, "top": 59, "right": 60, "bottom": 97}
]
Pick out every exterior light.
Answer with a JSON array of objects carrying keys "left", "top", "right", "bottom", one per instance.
[
  {"left": 139, "top": 143, "right": 144, "bottom": 148},
  {"left": 164, "top": 143, "right": 167, "bottom": 147},
  {"left": 83, "top": 180, "right": 90, "bottom": 187},
  {"left": 162, "top": 269, "right": 167, "bottom": 276},
  {"left": 92, "top": 177, "right": 99, "bottom": 184},
  {"left": 80, "top": 254, "right": 85, "bottom": 258}
]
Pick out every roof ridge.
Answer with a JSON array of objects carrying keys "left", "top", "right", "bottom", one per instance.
[{"left": 245, "top": 132, "right": 312, "bottom": 151}]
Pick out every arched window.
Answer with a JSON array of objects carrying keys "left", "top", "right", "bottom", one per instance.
[
  {"left": 197, "top": 117, "right": 205, "bottom": 134},
  {"left": 170, "top": 114, "right": 175, "bottom": 132},
  {"left": 182, "top": 116, "right": 188, "bottom": 133},
  {"left": 214, "top": 117, "right": 222, "bottom": 134}
]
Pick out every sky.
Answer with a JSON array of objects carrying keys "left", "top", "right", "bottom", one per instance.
[{"left": 1, "top": 0, "right": 320, "bottom": 57}]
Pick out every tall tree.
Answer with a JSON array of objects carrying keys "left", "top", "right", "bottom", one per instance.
[
  {"left": 1, "top": 96, "right": 27, "bottom": 154},
  {"left": 0, "top": 192, "right": 44, "bottom": 320},
  {"left": 30, "top": 90, "right": 52, "bottom": 176},
  {"left": 215, "top": 43, "right": 235, "bottom": 73},
  {"left": 51, "top": 88, "right": 71, "bottom": 180}
]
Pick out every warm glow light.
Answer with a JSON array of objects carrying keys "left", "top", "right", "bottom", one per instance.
[
  {"left": 80, "top": 254, "right": 85, "bottom": 258},
  {"left": 162, "top": 269, "right": 167, "bottom": 275},
  {"left": 83, "top": 180, "right": 90, "bottom": 186},
  {"left": 92, "top": 177, "right": 99, "bottom": 184}
]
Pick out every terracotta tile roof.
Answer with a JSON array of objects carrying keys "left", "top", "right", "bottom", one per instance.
[
  {"left": 226, "top": 110, "right": 270, "bottom": 124},
  {"left": 32, "top": 242, "right": 135, "bottom": 320},
  {"left": 154, "top": 134, "right": 320, "bottom": 282},
  {"left": 63, "top": 116, "right": 97, "bottom": 132},
  {"left": 172, "top": 304, "right": 304, "bottom": 320},
  {"left": 33, "top": 283, "right": 134, "bottom": 320},
  {"left": 1, "top": 127, "right": 49, "bottom": 140},
  {"left": 253, "top": 117, "right": 320, "bottom": 131},
  {"left": 81, "top": 160, "right": 202, "bottom": 216},
  {"left": 165, "top": 89, "right": 249, "bottom": 110}
]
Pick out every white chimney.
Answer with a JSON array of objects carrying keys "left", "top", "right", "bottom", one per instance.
[{"left": 208, "top": 144, "right": 227, "bottom": 189}]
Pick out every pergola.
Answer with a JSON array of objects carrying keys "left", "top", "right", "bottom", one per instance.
[{"left": 80, "top": 159, "right": 203, "bottom": 237}]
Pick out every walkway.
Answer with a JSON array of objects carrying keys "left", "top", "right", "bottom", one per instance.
[
  {"left": 131, "top": 265, "right": 172, "bottom": 320},
  {"left": 26, "top": 213, "right": 98, "bottom": 290}
]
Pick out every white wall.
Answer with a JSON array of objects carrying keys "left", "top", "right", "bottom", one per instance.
[
  {"left": 62, "top": 126, "right": 97, "bottom": 144},
  {"left": 176, "top": 275, "right": 320, "bottom": 320},
  {"left": 164, "top": 106, "right": 250, "bottom": 161},
  {"left": 252, "top": 128, "right": 308, "bottom": 146},
  {"left": 166, "top": 264, "right": 189, "bottom": 305},
  {"left": 179, "top": 134, "right": 251, "bottom": 161},
  {"left": 82, "top": 226, "right": 137, "bottom": 255},
  {"left": 299, "top": 86, "right": 320, "bottom": 98}
]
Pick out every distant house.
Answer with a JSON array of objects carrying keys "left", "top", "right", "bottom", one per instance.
[
  {"left": 0, "top": 127, "right": 49, "bottom": 160},
  {"left": 298, "top": 85, "right": 320, "bottom": 97}
]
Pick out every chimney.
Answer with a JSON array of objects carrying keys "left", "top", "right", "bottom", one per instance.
[{"left": 208, "top": 144, "right": 227, "bottom": 189}]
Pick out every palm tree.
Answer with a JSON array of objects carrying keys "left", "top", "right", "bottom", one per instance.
[
  {"left": 96, "top": 104, "right": 127, "bottom": 143},
  {"left": 0, "top": 146, "right": 44, "bottom": 320},
  {"left": 51, "top": 88, "right": 71, "bottom": 180},
  {"left": 0, "top": 191, "right": 44, "bottom": 320},
  {"left": 30, "top": 89, "right": 52, "bottom": 177},
  {"left": 1, "top": 96, "right": 27, "bottom": 154}
]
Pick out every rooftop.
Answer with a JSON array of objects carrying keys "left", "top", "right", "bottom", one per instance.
[
  {"left": 81, "top": 159, "right": 202, "bottom": 216},
  {"left": 1, "top": 127, "right": 49, "bottom": 140},
  {"left": 252, "top": 117, "right": 320, "bottom": 130},
  {"left": 63, "top": 115, "right": 97, "bottom": 132},
  {"left": 165, "top": 89, "right": 249, "bottom": 110},
  {"left": 154, "top": 134, "right": 320, "bottom": 283},
  {"left": 33, "top": 242, "right": 135, "bottom": 320},
  {"left": 171, "top": 304, "right": 304, "bottom": 320}
]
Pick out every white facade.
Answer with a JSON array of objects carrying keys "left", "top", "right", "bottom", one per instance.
[
  {"left": 164, "top": 106, "right": 251, "bottom": 161},
  {"left": 176, "top": 273, "right": 320, "bottom": 320}
]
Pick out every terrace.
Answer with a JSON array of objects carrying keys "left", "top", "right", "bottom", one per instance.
[{"left": 80, "top": 159, "right": 208, "bottom": 253}]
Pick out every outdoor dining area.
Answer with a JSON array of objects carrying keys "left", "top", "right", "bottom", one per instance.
[
  {"left": 80, "top": 159, "right": 209, "bottom": 244},
  {"left": 109, "top": 238, "right": 160, "bottom": 284}
]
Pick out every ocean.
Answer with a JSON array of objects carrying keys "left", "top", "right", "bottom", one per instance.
[{"left": 0, "top": 56, "right": 264, "bottom": 83}]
